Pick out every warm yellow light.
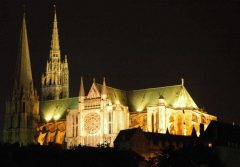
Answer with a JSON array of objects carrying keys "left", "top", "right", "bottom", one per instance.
[
  {"left": 137, "top": 107, "right": 143, "bottom": 112},
  {"left": 173, "top": 94, "right": 186, "bottom": 108},
  {"left": 208, "top": 143, "right": 212, "bottom": 148},
  {"left": 115, "top": 101, "right": 120, "bottom": 105},
  {"left": 53, "top": 114, "right": 61, "bottom": 121},
  {"left": 38, "top": 132, "right": 47, "bottom": 145},
  {"left": 45, "top": 114, "right": 52, "bottom": 122}
]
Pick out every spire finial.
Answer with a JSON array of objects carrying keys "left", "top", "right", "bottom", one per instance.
[
  {"left": 181, "top": 78, "right": 184, "bottom": 86},
  {"left": 101, "top": 77, "right": 107, "bottom": 96},
  {"left": 79, "top": 77, "right": 85, "bottom": 97},
  {"left": 103, "top": 77, "right": 106, "bottom": 86},
  {"left": 93, "top": 78, "right": 95, "bottom": 83}
]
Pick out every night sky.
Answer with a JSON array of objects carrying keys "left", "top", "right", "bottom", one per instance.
[{"left": 0, "top": 0, "right": 240, "bottom": 139}]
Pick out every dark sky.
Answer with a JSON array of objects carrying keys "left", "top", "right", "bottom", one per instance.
[{"left": 1, "top": 0, "right": 240, "bottom": 139}]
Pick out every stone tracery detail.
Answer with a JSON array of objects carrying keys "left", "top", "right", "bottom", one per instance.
[{"left": 84, "top": 113, "right": 101, "bottom": 134}]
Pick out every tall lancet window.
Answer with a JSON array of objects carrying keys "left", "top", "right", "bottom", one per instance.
[
  {"left": 72, "top": 115, "right": 74, "bottom": 137},
  {"left": 22, "top": 102, "right": 25, "bottom": 113},
  {"left": 108, "top": 112, "right": 112, "bottom": 134},
  {"left": 152, "top": 113, "right": 154, "bottom": 132},
  {"left": 156, "top": 112, "right": 159, "bottom": 132},
  {"left": 75, "top": 115, "right": 78, "bottom": 137}
]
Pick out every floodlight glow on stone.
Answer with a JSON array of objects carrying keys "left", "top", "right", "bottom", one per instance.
[
  {"left": 45, "top": 114, "right": 52, "bottom": 122},
  {"left": 53, "top": 114, "right": 61, "bottom": 121}
]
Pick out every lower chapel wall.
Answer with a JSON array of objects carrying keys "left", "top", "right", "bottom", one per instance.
[
  {"left": 37, "top": 121, "right": 66, "bottom": 145},
  {"left": 37, "top": 109, "right": 216, "bottom": 146}
]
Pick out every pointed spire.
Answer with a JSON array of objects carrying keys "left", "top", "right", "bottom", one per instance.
[
  {"left": 50, "top": 5, "right": 60, "bottom": 53},
  {"left": 14, "top": 13, "right": 33, "bottom": 91},
  {"left": 79, "top": 77, "right": 85, "bottom": 97},
  {"left": 181, "top": 78, "right": 184, "bottom": 86},
  {"left": 101, "top": 77, "right": 107, "bottom": 95}
]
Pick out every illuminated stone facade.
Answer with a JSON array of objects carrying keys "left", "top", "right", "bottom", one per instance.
[
  {"left": 41, "top": 9, "right": 69, "bottom": 100},
  {"left": 3, "top": 14, "right": 39, "bottom": 145},
  {"left": 37, "top": 121, "right": 66, "bottom": 145},
  {"left": 38, "top": 78, "right": 216, "bottom": 147},
  {"left": 65, "top": 78, "right": 129, "bottom": 147},
  {"left": 129, "top": 80, "right": 217, "bottom": 136}
]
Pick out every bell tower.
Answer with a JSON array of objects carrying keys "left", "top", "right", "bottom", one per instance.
[
  {"left": 41, "top": 6, "right": 69, "bottom": 100},
  {"left": 3, "top": 13, "right": 40, "bottom": 145}
]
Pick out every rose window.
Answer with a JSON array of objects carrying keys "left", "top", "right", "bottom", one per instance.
[{"left": 84, "top": 112, "right": 100, "bottom": 134}]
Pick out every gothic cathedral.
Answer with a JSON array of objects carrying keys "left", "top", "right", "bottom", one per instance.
[{"left": 3, "top": 7, "right": 217, "bottom": 147}]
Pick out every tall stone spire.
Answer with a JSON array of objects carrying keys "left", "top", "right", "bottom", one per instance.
[
  {"left": 50, "top": 5, "right": 60, "bottom": 58},
  {"left": 41, "top": 6, "right": 69, "bottom": 100},
  {"left": 79, "top": 77, "right": 85, "bottom": 97},
  {"left": 14, "top": 13, "right": 33, "bottom": 91},
  {"left": 4, "top": 12, "right": 40, "bottom": 146}
]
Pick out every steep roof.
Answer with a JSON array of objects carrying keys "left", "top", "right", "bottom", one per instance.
[
  {"left": 114, "top": 127, "right": 142, "bottom": 144},
  {"left": 127, "top": 85, "right": 198, "bottom": 112},
  {"left": 40, "top": 97, "right": 78, "bottom": 121},
  {"left": 95, "top": 83, "right": 128, "bottom": 106},
  {"left": 40, "top": 83, "right": 199, "bottom": 120},
  {"left": 95, "top": 83, "right": 198, "bottom": 112},
  {"left": 114, "top": 128, "right": 197, "bottom": 146}
]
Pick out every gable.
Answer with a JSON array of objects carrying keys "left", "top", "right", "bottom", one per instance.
[
  {"left": 95, "top": 83, "right": 128, "bottom": 106},
  {"left": 87, "top": 83, "right": 101, "bottom": 98}
]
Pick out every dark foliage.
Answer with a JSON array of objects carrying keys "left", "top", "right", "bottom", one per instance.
[
  {"left": 149, "top": 145, "right": 226, "bottom": 167},
  {"left": 0, "top": 143, "right": 142, "bottom": 167}
]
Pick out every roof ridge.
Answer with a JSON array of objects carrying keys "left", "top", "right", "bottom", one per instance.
[
  {"left": 127, "top": 84, "right": 182, "bottom": 92},
  {"left": 95, "top": 83, "right": 127, "bottom": 92},
  {"left": 96, "top": 83, "right": 183, "bottom": 92}
]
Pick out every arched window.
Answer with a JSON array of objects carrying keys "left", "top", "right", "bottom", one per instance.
[
  {"left": 152, "top": 113, "right": 154, "bottom": 132},
  {"left": 109, "top": 112, "right": 112, "bottom": 134}
]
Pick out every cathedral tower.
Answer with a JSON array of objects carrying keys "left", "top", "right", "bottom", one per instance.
[
  {"left": 41, "top": 7, "right": 69, "bottom": 100},
  {"left": 3, "top": 13, "right": 40, "bottom": 145}
]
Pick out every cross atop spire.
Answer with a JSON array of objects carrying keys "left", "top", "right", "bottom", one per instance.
[
  {"left": 14, "top": 13, "right": 33, "bottom": 91},
  {"left": 50, "top": 5, "right": 60, "bottom": 55}
]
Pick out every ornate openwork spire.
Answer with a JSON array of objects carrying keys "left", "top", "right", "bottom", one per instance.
[
  {"left": 50, "top": 5, "right": 60, "bottom": 54},
  {"left": 14, "top": 13, "right": 33, "bottom": 91}
]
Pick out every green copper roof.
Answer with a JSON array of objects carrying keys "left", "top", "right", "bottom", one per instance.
[
  {"left": 40, "top": 83, "right": 198, "bottom": 121},
  {"left": 40, "top": 97, "right": 78, "bottom": 121},
  {"left": 95, "top": 83, "right": 128, "bottom": 106},
  {"left": 126, "top": 85, "right": 198, "bottom": 112}
]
